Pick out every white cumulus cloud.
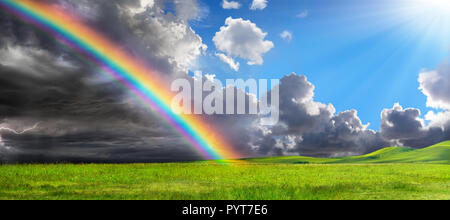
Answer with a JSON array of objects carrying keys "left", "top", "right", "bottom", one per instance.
[
  {"left": 213, "top": 17, "right": 274, "bottom": 66},
  {"left": 216, "top": 53, "right": 240, "bottom": 71},
  {"left": 222, "top": 0, "right": 241, "bottom": 9},
  {"left": 297, "top": 10, "right": 309, "bottom": 18},
  {"left": 250, "top": 0, "right": 268, "bottom": 10},
  {"left": 418, "top": 62, "right": 450, "bottom": 110},
  {"left": 280, "top": 30, "right": 293, "bottom": 42}
]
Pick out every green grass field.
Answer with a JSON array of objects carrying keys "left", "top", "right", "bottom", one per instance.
[{"left": 0, "top": 142, "right": 449, "bottom": 200}]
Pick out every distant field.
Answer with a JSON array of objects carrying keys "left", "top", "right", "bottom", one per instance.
[{"left": 0, "top": 142, "right": 448, "bottom": 200}]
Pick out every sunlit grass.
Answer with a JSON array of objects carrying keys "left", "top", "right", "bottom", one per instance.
[{"left": 0, "top": 163, "right": 448, "bottom": 200}]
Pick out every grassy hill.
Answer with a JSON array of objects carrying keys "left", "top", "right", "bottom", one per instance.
[{"left": 243, "top": 141, "right": 450, "bottom": 164}]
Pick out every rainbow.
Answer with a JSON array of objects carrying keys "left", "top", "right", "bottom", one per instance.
[{"left": 0, "top": 0, "right": 240, "bottom": 160}]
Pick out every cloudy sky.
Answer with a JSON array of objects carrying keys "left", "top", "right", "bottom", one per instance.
[{"left": 0, "top": 0, "right": 449, "bottom": 163}]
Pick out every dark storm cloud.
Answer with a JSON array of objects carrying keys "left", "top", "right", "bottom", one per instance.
[
  {"left": 0, "top": 0, "right": 210, "bottom": 163},
  {"left": 293, "top": 110, "right": 388, "bottom": 157},
  {"left": 380, "top": 103, "right": 425, "bottom": 140},
  {"left": 379, "top": 103, "right": 448, "bottom": 148},
  {"left": 1, "top": 127, "right": 201, "bottom": 163},
  {"left": 274, "top": 74, "right": 334, "bottom": 135},
  {"left": 0, "top": 44, "right": 197, "bottom": 163},
  {"left": 375, "top": 61, "right": 450, "bottom": 149},
  {"left": 0, "top": 44, "right": 137, "bottom": 120}
]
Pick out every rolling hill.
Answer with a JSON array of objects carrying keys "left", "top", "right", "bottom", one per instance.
[{"left": 243, "top": 141, "right": 450, "bottom": 164}]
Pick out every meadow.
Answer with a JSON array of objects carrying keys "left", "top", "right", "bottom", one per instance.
[{"left": 0, "top": 142, "right": 448, "bottom": 200}]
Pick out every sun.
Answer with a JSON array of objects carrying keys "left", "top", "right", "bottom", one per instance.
[
  {"left": 409, "top": 0, "right": 450, "bottom": 18},
  {"left": 428, "top": 0, "right": 450, "bottom": 14},
  {"left": 395, "top": 0, "right": 450, "bottom": 45},
  {"left": 395, "top": 0, "right": 450, "bottom": 27}
]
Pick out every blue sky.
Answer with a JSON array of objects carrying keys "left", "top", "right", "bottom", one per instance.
[{"left": 188, "top": 0, "right": 450, "bottom": 129}]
